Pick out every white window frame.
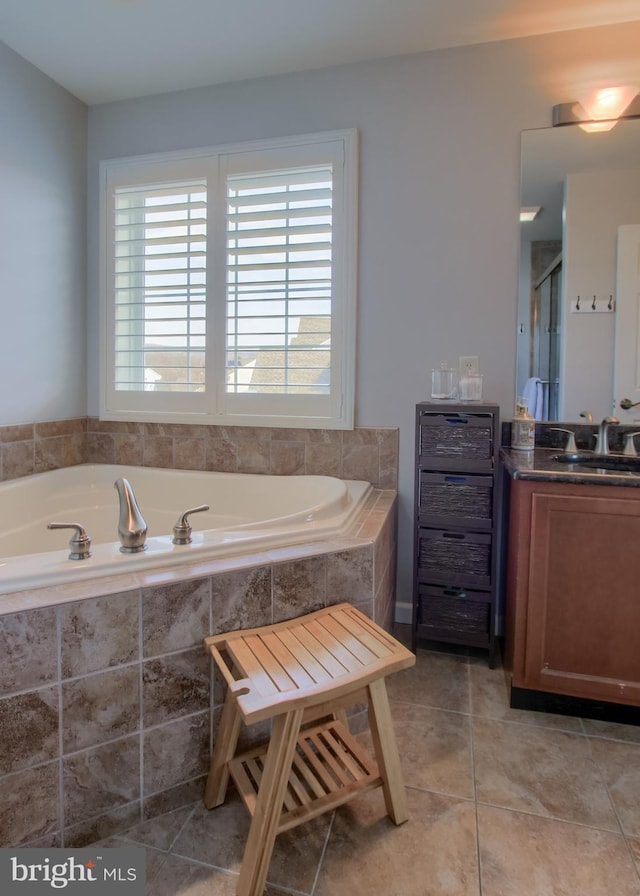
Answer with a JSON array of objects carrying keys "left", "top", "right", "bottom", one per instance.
[{"left": 99, "top": 130, "right": 358, "bottom": 429}]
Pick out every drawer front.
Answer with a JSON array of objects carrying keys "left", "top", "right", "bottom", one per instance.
[
  {"left": 418, "top": 411, "right": 495, "bottom": 471},
  {"left": 418, "top": 471, "right": 493, "bottom": 530},
  {"left": 417, "top": 529, "right": 492, "bottom": 587},
  {"left": 418, "top": 585, "right": 491, "bottom": 640}
]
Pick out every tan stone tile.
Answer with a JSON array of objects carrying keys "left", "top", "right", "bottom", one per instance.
[
  {"left": 361, "top": 702, "right": 474, "bottom": 800},
  {"left": 62, "top": 666, "right": 140, "bottom": 752},
  {"left": 304, "top": 441, "right": 343, "bottom": 476},
  {"left": 473, "top": 717, "right": 618, "bottom": 830},
  {"left": 268, "top": 440, "right": 305, "bottom": 475},
  {"left": 143, "top": 712, "right": 209, "bottom": 796},
  {"left": 590, "top": 737, "right": 640, "bottom": 837},
  {"left": 326, "top": 545, "right": 373, "bottom": 605},
  {"left": 143, "top": 648, "right": 210, "bottom": 727},
  {"left": 174, "top": 437, "right": 206, "bottom": 471},
  {"left": 114, "top": 433, "right": 144, "bottom": 466},
  {"left": 64, "top": 802, "right": 143, "bottom": 848},
  {"left": 385, "top": 650, "right": 470, "bottom": 713},
  {"left": 0, "top": 606, "right": 58, "bottom": 696},
  {"left": 0, "top": 762, "right": 59, "bottom": 846},
  {"left": 341, "top": 443, "right": 379, "bottom": 485},
  {"left": 210, "top": 566, "right": 272, "bottom": 635},
  {"left": 627, "top": 837, "right": 640, "bottom": 874},
  {"left": 582, "top": 718, "right": 640, "bottom": 744},
  {"left": 86, "top": 432, "right": 116, "bottom": 464},
  {"left": 143, "top": 854, "right": 242, "bottom": 896},
  {"left": 110, "top": 804, "right": 195, "bottom": 851},
  {"left": 0, "top": 423, "right": 34, "bottom": 443},
  {"left": 0, "top": 686, "right": 59, "bottom": 773},
  {"left": 272, "top": 555, "right": 327, "bottom": 621},
  {"left": 63, "top": 736, "right": 141, "bottom": 827},
  {"left": 141, "top": 578, "right": 210, "bottom": 657},
  {"left": 60, "top": 591, "right": 139, "bottom": 678},
  {"left": 169, "top": 795, "right": 331, "bottom": 893},
  {"left": 478, "top": 804, "right": 640, "bottom": 896},
  {"left": 1, "top": 439, "right": 35, "bottom": 480},
  {"left": 142, "top": 437, "right": 173, "bottom": 468},
  {"left": 469, "top": 657, "right": 583, "bottom": 731},
  {"left": 315, "top": 787, "right": 479, "bottom": 896}
]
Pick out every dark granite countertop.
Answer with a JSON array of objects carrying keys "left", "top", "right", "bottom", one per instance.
[{"left": 500, "top": 447, "right": 640, "bottom": 487}]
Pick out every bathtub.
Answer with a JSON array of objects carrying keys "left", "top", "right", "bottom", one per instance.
[{"left": 0, "top": 464, "right": 372, "bottom": 594}]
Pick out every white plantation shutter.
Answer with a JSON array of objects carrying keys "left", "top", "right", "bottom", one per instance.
[
  {"left": 113, "top": 180, "right": 207, "bottom": 393},
  {"left": 100, "top": 131, "right": 357, "bottom": 428},
  {"left": 225, "top": 167, "right": 333, "bottom": 396}
]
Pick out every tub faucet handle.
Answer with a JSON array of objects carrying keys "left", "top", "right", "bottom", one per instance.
[
  {"left": 47, "top": 522, "right": 92, "bottom": 560},
  {"left": 172, "top": 505, "right": 210, "bottom": 545}
]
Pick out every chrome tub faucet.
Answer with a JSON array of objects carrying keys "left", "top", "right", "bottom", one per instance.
[{"left": 114, "top": 477, "right": 148, "bottom": 552}]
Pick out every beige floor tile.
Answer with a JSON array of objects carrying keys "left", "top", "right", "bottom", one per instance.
[
  {"left": 469, "top": 659, "right": 583, "bottom": 732},
  {"left": 627, "top": 837, "right": 640, "bottom": 875},
  {"left": 314, "top": 787, "right": 480, "bottom": 896},
  {"left": 360, "top": 702, "right": 474, "bottom": 799},
  {"left": 386, "top": 650, "right": 470, "bottom": 713},
  {"left": 473, "top": 717, "right": 619, "bottom": 829},
  {"left": 590, "top": 738, "right": 640, "bottom": 837},
  {"left": 114, "top": 804, "right": 195, "bottom": 851},
  {"left": 583, "top": 718, "right": 640, "bottom": 744},
  {"left": 478, "top": 804, "right": 640, "bottom": 896},
  {"left": 145, "top": 854, "right": 294, "bottom": 896},
  {"left": 168, "top": 790, "right": 331, "bottom": 893}
]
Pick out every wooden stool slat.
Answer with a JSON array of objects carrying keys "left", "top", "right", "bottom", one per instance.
[
  {"left": 257, "top": 631, "right": 317, "bottom": 690},
  {"left": 331, "top": 610, "right": 395, "bottom": 660},
  {"left": 240, "top": 635, "right": 301, "bottom": 694},
  {"left": 303, "top": 618, "right": 368, "bottom": 672},
  {"left": 272, "top": 627, "right": 336, "bottom": 685},
  {"left": 287, "top": 622, "right": 352, "bottom": 678},
  {"left": 228, "top": 639, "right": 281, "bottom": 697},
  {"left": 315, "top": 614, "right": 382, "bottom": 665}
]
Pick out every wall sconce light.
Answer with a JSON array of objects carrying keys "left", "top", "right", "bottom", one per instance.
[{"left": 553, "top": 86, "right": 640, "bottom": 132}]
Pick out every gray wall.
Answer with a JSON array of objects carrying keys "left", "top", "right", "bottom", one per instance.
[
  {"left": 0, "top": 41, "right": 87, "bottom": 424},
  {"left": 4, "top": 21, "right": 640, "bottom": 616}
]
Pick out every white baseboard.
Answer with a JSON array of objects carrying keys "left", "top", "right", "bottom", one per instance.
[{"left": 394, "top": 601, "right": 412, "bottom": 625}]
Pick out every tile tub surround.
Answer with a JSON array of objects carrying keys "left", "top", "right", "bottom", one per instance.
[
  {"left": 0, "top": 488, "right": 397, "bottom": 848},
  {"left": 0, "top": 418, "right": 399, "bottom": 489}
]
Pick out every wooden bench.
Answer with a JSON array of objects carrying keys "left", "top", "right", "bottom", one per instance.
[{"left": 203, "top": 602, "right": 415, "bottom": 896}]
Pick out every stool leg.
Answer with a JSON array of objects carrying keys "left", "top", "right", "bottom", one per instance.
[
  {"left": 366, "top": 676, "right": 408, "bottom": 825},
  {"left": 204, "top": 688, "right": 242, "bottom": 809},
  {"left": 237, "top": 708, "right": 304, "bottom": 896}
]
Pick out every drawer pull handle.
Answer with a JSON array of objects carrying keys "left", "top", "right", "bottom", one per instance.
[
  {"left": 442, "top": 532, "right": 465, "bottom": 539},
  {"left": 444, "top": 417, "right": 468, "bottom": 425},
  {"left": 444, "top": 476, "right": 467, "bottom": 483}
]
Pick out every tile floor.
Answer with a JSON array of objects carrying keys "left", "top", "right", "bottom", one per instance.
[{"left": 95, "top": 637, "right": 640, "bottom": 895}]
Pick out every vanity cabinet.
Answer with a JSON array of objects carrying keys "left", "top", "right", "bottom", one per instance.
[
  {"left": 505, "top": 478, "right": 640, "bottom": 708},
  {"left": 412, "top": 402, "right": 500, "bottom": 665}
]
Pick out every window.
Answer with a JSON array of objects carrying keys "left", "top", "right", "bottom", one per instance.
[{"left": 99, "top": 130, "right": 357, "bottom": 429}]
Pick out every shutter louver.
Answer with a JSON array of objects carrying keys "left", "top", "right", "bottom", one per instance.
[
  {"left": 113, "top": 180, "right": 207, "bottom": 393},
  {"left": 225, "top": 167, "right": 333, "bottom": 395}
]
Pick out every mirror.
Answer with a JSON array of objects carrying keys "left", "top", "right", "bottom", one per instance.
[{"left": 517, "top": 117, "right": 640, "bottom": 422}]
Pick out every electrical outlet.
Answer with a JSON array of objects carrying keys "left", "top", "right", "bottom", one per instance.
[{"left": 459, "top": 355, "right": 479, "bottom": 377}]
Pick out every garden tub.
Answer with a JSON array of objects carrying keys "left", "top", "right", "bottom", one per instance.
[{"left": 0, "top": 464, "right": 372, "bottom": 594}]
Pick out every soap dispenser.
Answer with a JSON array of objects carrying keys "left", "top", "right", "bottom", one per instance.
[{"left": 511, "top": 399, "right": 535, "bottom": 451}]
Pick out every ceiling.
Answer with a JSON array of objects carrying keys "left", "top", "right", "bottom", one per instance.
[{"left": 2, "top": 0, "right": 640, "bottom": 105}]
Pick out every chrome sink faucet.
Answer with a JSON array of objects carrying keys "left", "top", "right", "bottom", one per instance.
[
  {"left": 114, "top": 477, "right": 148, "bottom": 552},
  {"left": 594, "top": 416, "right": 619, "bottom": 455}
]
